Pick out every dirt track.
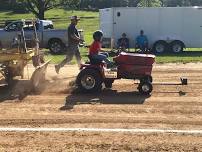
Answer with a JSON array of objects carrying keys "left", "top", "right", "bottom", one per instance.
[{"left": 0, "top": 63, "right": 202, "bottom": 151}]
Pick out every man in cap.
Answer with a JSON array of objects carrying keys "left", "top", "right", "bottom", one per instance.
[
  {"left": 117, "top": 33, "right": 129, "bottom": 51},
  {"left": 55, "top": 16, "right": 83, "bottom": 74}
]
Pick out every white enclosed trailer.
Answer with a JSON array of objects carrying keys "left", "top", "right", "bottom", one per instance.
[{"left": 100, "top": 7, "right": 202, "bottom": 53}]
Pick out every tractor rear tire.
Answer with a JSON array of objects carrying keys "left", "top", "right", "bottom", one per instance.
[{"left": 77, "top": 69, "right": 103, "bottom": 93}]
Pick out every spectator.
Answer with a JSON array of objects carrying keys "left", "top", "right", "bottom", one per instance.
[
  {"left": 136, "top": 30, "right": 148, "bottom": 52},
  {"left": 117, "top": 33, "right": 129, "bottom": 51}
]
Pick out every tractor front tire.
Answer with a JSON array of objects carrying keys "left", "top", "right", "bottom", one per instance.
[
  {"left": 138, "top": 82, "right": 153, "bottom": 95},
  {"left": 140, "top": 76, "right": 153, "bottom": 84}
]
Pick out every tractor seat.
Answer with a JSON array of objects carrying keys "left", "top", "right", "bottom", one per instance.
[{"left": 88, "top": 55, "right": 103, "bottom": 64}]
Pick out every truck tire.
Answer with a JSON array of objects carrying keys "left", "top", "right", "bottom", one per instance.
[
  {"left": 48, "top": 39, "right": 64, "bottom": 54},
  {"left": 170, "top": 41, "right": 184, "bottom": 53},
  {"left": 153, "top": 41, "right": 168, "bottom": 54},
  {"left": 76, "top": 69, "right": 103, "bottom": 93}
]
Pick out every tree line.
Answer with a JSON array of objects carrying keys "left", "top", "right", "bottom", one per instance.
[
  {"left": 79, "top": 0, "right": 202, "bottom": 8},
  {"left": 1, "top": 0, "right": 202, "bottom": 19}
]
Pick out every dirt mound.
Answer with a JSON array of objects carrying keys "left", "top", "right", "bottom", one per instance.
[
  {"left": 10, "top": 76, "right": 76, "bottom": 100},
  {"left": 1, "top": 65, "right": 79, "bottom": 101},
  {"left": 40, "top": 65, "right": 79, "bottom": 94}
]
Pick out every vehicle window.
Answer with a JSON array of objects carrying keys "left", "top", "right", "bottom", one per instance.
[
  {"left": 7, "top": 22, "right": 22, "bottom": 31},
  {"left": 23, "top": 22, "right": 39, "bottom": 31},
  {"left": 43, "top": 22, "right": 54, "bottom": 30},
  {"left": 23, "top": 25, "right": 33, "bottom": 31}
]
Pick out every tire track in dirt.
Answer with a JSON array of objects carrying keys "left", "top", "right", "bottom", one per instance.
[
  {"left": 0, "top": 132, "right": 202, "bottom": 151},
  {"left": 0, "top": 65, "right": 202, "bottom": 126},
  {"left": 0, "top": 63, "right": 202, "bottom": 151}
]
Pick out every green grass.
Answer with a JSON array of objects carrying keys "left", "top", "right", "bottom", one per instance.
[
  {"left": 0, "top": 9, "right": 98, "bottom": 64},
  {"left": 44, "top": 47, "right": 89, "bottom": 64},
  {"left": 1, "top": 9, "right": 202, "bottom": 64},
  {"left": 0, "top": 9, "right": 98, "bottom": 44},
  {"left": 44, "top": 49, "right": 202, "bottom": 64},
  {"left": 156, "top": 50, "right": 202, "bottom": 63}
]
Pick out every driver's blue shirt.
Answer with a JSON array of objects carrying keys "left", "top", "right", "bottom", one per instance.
[{"left": 136, "top": 35, "right": 148, "bottom": 46}]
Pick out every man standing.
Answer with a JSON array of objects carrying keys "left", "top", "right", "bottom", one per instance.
[{"left": 55, "top": 16, "right": 83, "bottom": 74}]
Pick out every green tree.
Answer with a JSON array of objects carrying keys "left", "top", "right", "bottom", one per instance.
[
  {"left": 20, "top": 0, "right": 59, "bottom": 19},
  {"left": 137, "top": 0, "right": 162, "bottom": 7},
  {"left": 61, "top": 0, "right": 80, "bottom": 10},
  {"left": 20, "top": 0, "right": 79, "bottom": 19},
  {"left": 160, "top": 0, "right": 202, "bottom": 7}
]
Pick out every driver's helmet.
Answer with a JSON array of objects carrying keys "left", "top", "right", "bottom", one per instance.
[{"left": 93, "top": 30, "right": 103, "bottom": 41}]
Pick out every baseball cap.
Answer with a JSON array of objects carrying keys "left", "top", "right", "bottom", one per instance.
[{"left": 70, "top": 16, "right": 80, "bottom": 20}]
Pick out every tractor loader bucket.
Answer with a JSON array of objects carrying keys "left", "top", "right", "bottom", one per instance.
[
  {"left": 30, "top": 59, "right": 51, "bottom": 91},
  {"left": 0, "top": 19, "right": 52, "bottom": 90}
]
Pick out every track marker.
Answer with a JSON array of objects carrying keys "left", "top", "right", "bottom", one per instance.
[{"left": 0, "top": 128, "right": 202, "bottom": 135}]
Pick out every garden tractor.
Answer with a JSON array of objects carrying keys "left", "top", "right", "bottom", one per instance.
[{"left": 76, "top": 49, "right": 188, "bottom": 95}]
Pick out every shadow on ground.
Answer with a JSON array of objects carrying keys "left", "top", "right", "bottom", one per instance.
[
  {"left": 60, "top": 89, "right": 150, "bottom": 110},
  {"left": 0, "top": 85, "right": 12, "bottom": 102},
  {"left": 0, "top": 80, "right": 35, "bottom": 102},
  {"left": 0, "top": 78, "right": 75, "bottom": 102},
  {"left": 0, "top": 79, "right": 50, "bottom": 102}
]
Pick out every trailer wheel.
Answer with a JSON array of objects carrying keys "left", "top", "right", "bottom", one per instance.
[
  {"left": 153, "top": 41, "right": 168, "bottom": 54},
  {"left": 170, "top": 41, "right": 184, "bottom": 53},
  {"left": 138, "top": 82, "right": 153, "bottom": 95},
  {"left": 48, "top": 39, "right": 64, "bottom": 54},
  {"left": 77, "top": 69, "right": 103, "bottom": 93}
]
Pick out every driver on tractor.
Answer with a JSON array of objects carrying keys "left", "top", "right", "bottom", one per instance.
[{"left": 89, "top": 30, "right": 113, "bottom": 68}]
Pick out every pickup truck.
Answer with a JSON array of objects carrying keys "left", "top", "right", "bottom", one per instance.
[{"left": 0, "top": 20, "right": 84, "bottom": 54}]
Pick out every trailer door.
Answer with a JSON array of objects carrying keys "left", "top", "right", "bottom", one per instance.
[
  {"left": 113, "top": 8, "right": 138, "bottom": 47},
  {"left": 113, "top": 8, "right": 158, "bottom": 48},
  {"left": 99, "top": 8, "right": 113, "bottom": 38},
  {"left": 183, "top": 7, "right": 202, "bottom": 48}
]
